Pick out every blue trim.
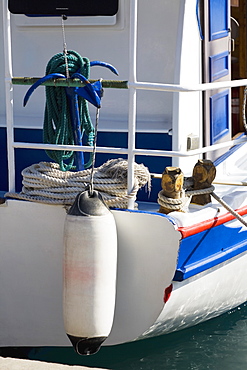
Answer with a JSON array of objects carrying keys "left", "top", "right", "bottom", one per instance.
[
  {"left": 214, "top": 133, "right": 247, "bottom": 166},
  {"left": 196, "top": 0, "right": 203, "bottom": 40},
  {"left": 174, "top": 220, "right": 247, "bottom": 281},
  {"left": 210, "top": 89, "right": 229, "bottom": 144},
  {"left": 209, "top": 51, "right": 229, "bottom": 82},
  {"left": 209, "top": 0, "right": 229, "bottom": 41}
]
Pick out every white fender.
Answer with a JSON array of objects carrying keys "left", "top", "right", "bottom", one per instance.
[{"left": 63, "top": 190, "right": 117, "bottom": 355}]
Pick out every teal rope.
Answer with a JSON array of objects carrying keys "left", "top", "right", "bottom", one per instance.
[{"left": 43, "top": 50, "right": 95, "bottom": 171}]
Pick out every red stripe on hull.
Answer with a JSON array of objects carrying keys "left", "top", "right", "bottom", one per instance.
[{"left": 178, "top": 205, "right": 247, "bottom": 238}]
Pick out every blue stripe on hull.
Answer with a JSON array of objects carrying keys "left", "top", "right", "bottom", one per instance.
[{"left": 174, "top": 221, "right": 247, "bottom": 281}]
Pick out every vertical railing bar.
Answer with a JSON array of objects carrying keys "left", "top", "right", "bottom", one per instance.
[
  {"left": 3, "top": 1, "right": 15, "bottom": 192},
  {"left": 127, "top": 0, "right": 138, "bottom": 209}
]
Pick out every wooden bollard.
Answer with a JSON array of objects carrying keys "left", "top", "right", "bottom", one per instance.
[
  {"left": 159, "top": 166, "right": 184, "bottom": 214},
  {"left": 191, "top": 159, "right": 216, "bottom": 206}
]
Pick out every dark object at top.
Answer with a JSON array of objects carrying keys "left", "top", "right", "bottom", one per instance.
[
  {"left": 68, "top": 190, "right": 110, "bottom": 217},
  {"left": 8, "top": 0, "right": 119, "bottom": 16}
]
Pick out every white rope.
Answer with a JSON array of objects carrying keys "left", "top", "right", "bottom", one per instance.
[
  {"left": 185, "top": 185, "right": 215, "bottom": 197},
  {"left": 157, "top": 190, "right": 188, "bottom": 211},
  {"left": 158, "top": 184, "right": 247, "bottom": 228},
  {"left": 5, "top": 159, "right": 151, "bottom": 209},
  {"left": 157, "top": 186, "right": 214, "bottom": 211}
]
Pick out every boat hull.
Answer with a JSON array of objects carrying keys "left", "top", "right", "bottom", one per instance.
[
  {"left": 140, "top": 251, "right": 247, "bottom": 339},
  {"left": 0, "top": 199, "right": 180, "bottom": 346}
]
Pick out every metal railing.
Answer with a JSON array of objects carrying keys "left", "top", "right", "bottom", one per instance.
[{"left": 3, "top": 0, "right": 247, "bottom": 208}]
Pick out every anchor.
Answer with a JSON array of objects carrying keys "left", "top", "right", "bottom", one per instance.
[{"left": 23, "top": 61, "right": 118, "bottom": 171}]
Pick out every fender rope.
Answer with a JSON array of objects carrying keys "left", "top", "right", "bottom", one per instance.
[{"left": 43, "top": 50, "right": 94, "bottom": 171}]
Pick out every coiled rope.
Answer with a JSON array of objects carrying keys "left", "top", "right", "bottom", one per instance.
[
  {"left": 43, "top": 50, "right": 94, "bottom": 171},
  {"left": 157, "top": 186, "right": 214, "bottom": 211},
  {"left": 5, "top": 159, "right": 151, "bottom": 209}
]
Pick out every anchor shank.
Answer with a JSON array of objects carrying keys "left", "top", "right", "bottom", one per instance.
[
  {"left": 12, "top": 77, "right": 128, "bottom": 89},
  {"left": 66, "top": 87, "right": 85, "bottom": 171}
]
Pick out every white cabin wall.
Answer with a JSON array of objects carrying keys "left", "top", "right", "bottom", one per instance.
[
  {"left": 135, "top": 0, "right": 182, "bottom": 132},
  {"left": 172, "top": 0, "right": 203, "bottom": 175},
  {"left": 0, "top": 0, "right": 183, "bottom": 135}
]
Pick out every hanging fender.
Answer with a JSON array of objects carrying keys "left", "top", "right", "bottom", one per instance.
[{"left": 63, "top": 190, "right": 118, "bottom": 355}]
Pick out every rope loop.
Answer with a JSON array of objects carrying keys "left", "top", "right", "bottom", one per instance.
[
  {"left": 157, "top": 185, "right": 215, "bottom": 212},
  {"left": 157, "top": 190, "right": 187, "bottom": 211},
  {"left": 185, "top": 185, "right": 215, "bottom": 197}
]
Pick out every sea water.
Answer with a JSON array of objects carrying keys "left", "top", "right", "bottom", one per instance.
[{"left": 23, "top": 302, "right": 247, "bottom": 369}]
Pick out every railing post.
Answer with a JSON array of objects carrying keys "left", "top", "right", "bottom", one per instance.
[
  {"left": 127, "top": 0, "right": 138, "bottom": 209},
  {"left": 3, "top": 0, "right": 15, "bottom": 192}
]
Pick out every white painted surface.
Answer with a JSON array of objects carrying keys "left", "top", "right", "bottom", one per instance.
[
  {"left": 106, "top": 210, "right": 180, "bottom": 344},
  {"left": 172, "top": 0, "right": 202, "bottom": 174},
  {"left": 216, "top": 141, "right": 247, "bottom": 179},
  {"left": 63, "top": 212, "right": 117, "bottom": 338},
  {"left": 0, "top": 200, "right": 68, "bottom": 346},
  {"left": 0, "top": 200, "right": 180, "bottom": 346},
  {"left": 141, "top": 251, "right": 247, "bottom": 339}
]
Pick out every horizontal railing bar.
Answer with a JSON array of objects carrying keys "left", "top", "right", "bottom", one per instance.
[
  {"left": 133, "top": 136, "right": 247, "bottom": 156},
  {"left": 11, "top": 77, "right": 247, "bottom": 92},
  {"left": 11, "top": 77, "right": 128, "bottom": 89},
  {"left": 14, "top": 142, "right": 129, "bottom": 155},
  {"left": 130, "top": 78, "right": 247, "bottom": 92},
  {"left": 13, "top": 136, "right": 247, "bottom": 157}
]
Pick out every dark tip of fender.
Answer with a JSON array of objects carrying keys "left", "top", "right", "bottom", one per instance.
[{"left": 67, "top": 334, "right": 107, "bottom": 355}]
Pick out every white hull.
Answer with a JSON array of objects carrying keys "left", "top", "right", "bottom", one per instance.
[
  {"left": 0, "top": 195, "right": 247, "bottom": 347},
  {"left": 141, "top": 251, "right": 247, "bottom": 339},
  {"left": 0, "top": 198, "right": 180, "bottom": 346}
]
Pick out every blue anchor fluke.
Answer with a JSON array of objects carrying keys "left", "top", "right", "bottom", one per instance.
[
  {"left": 72, "top": 73, "right": 103, "bottom": 109},
  {"left": 23, "top": 73, "right": 65, "bottom": 107},
  {"left": 90, "top": 61, "right": 119, "bottom": 76}
]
